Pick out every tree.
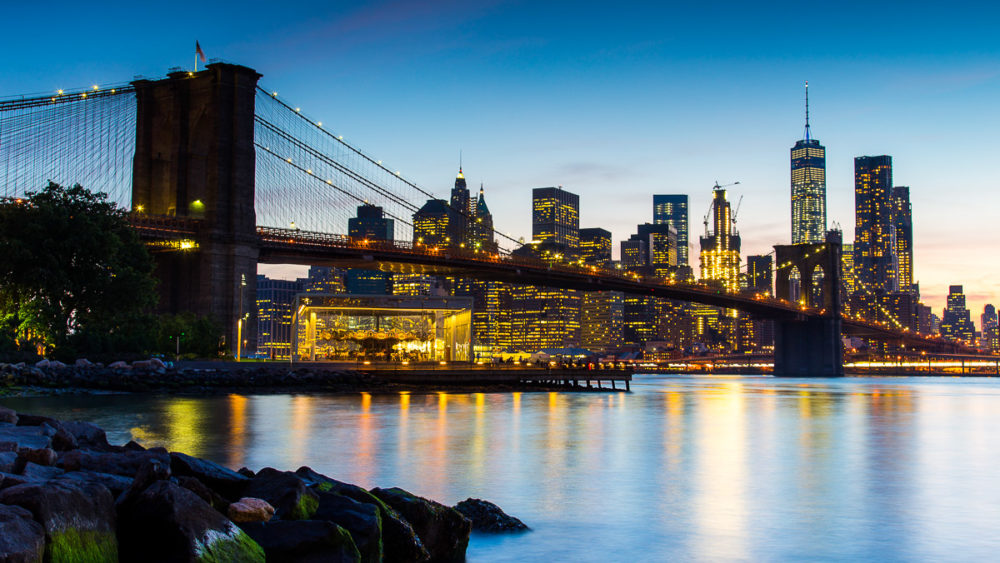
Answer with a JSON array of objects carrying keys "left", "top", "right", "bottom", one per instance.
[{"left": 0, "top": 182, "right": 157, "bottom": 358}]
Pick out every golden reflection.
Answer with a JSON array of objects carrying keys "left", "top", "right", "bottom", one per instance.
[
  {"left": 543, "top": 392, "right": 569, "bottom": 511},
  {"left": 472, "top": 393, "right": 486, "bottom": 480},
  {"left": 354, "top": 392, "right": 375, "bottom": 486},
  {"left": 130, "top": 398, "right": 208, "bottom": 458},
  {"left": 397, "top": 392, "right": 410, "bottom": 474},
  {"left": 289, "top": 395, "right": 313, "bottom": 467},
  {"left": 228, "top": 394, "right": 248, "bottom": 469},
  {"left": 693, "top": 382, "right": 748, "bottom": 559}
]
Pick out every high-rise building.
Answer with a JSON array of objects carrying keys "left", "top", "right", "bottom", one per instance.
[
  {"left": 699, "top": 185, "right": 741, "bottom": 292},
  {"left": 447, "top": 168, "right": 474, "bottom": 248},
  {"left": 507, "top": 285, "right": 581, "bottom": 351},
  {"left": 621, "top": 223, "right": 677, "bottom": 279},
  {"left": 854, "top": 156, "right": 898, "bottom": 296},
  {"left": 790, "top": 82, "right": 827, "bottom": 245},
  {"left": 579, "top": 228, "right": 612, "bottom": 267},
  {"left": 746, "top": 255, "right": 773, "bottom": 296},
  {"left": 940, "top": 285, "right": 975, "bottom": 343},
  {"left": 841, "top": 243, "right": 856, "bottom": 297},
  {"left": 304, "top": 266, "right": 344, "bottom": 293},
  {"left": 346, "top": 204, "right": 393, "bottom": 294},
  {"left": 532, "top": 187, "right": 580, "bottom": 248},
  {"left": 580, "top": 291, "right": 624, "bottom": 354},
  {"left": 256, "top": 274, "right": 306, "bottom": 359},
  {"left": 471, "top": 184, "right": 498, "bottom": 253},
  {"left": 981, "top": 304, "right": 998, "bottom": 352},
  {"left": 891, "top": 186, "right": 915, "bottom": 295},
  {"left": 413, "top": 199, "right": 450, "bottom": 247},
  {"left": 653, "top": 194, "right": 689, "bottom": 266}
]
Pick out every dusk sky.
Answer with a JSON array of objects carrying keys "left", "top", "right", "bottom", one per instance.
[{"left": 4, "top": 0, "right": 999, "bottom": 324}]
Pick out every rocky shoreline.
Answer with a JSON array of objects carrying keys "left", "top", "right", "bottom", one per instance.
[
  {"left": 0, "top": 359, "right": 603, "bottom": 397},
  {"left": 0, "top": 406, "right": 527, "bottom": 561}
]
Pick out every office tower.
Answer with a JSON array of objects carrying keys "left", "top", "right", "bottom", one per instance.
[
  {"left": 348, "top": 203, "right": 394, "bottom": 241},
  {"left": 447, "top": 167, "right": 474, "bottom": 248},
  {"left": 854, "top": 156, "right": 898, "bottom": 295},
  {"left": 746, "top": 255, "right": 773, "bottom": 296},
  {"left": 256, "top": 274, "right": 306, "bottom": 359},
  {"left": 841, "top": 243, "right": 856, "bottom": 296},
  {"left": 580, "top": 291, "right": 624, "bottom": 354},
  {"left": 579, "top": 228, "right": 613, "bottom": 267},
  {"left": 532, "top": 187, "right": 580, "bottom": 248},
  {"left": 981, "top": 304, "right": 998, "bottom": 351},
  {"left": 304, "top": 266, "right": 344, "bottom": 293},
  {"left": 892, "top": 186, "right": 915, "bottom": 295},
  {"left": 471, "top": 184, "right": 498, "bottom": 253},
  {"left": 413, "top": 199, "right": 450, "bottom": 247},
  {"left": 621, "top": 223, "right": 678, "bottom": 278},
  {"left": 699, "top": 185, "right": 741, "bottom": 292},
  {"left": 508, "top": 285, "right": 581, "bottom": 350},
  {"left": 790, "top": 82, "right": 827, "bottom": 244},
  {"left": 939, "top": 285, "right": 975, "bottom": 343},
  {"left": 653, "top": 194, "right": 689, "bottom": 265},
  {"left": 346, "top": 204, "right": 393, "bottom": 294}
]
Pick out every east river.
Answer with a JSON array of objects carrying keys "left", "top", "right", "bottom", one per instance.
[{"left": 4, "top": 375, "right": 1000, "bottom": 561}]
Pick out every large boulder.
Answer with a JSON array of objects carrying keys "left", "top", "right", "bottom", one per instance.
[
  {"left": 58, "top": 447, "right": 170, "bottom": 477},
  {"left": 175, "top": 475, "right": 230, "bottom": 513},
  {"left": 454, "top": 498, "right": 529, "bottom": 532},
  {"left": 371, "top": 487, "right": 471, "bottom": 562},
  {"left": 242, "top": 468, "right": 318, "bottom": 521},
  {"left": 60, "top": 421, "right": 110, "bottom": 450},
  {"left": 227, "top": 498, "right": 275, "bottom": 523},
  {"left": 0, "top": 504, "right": 45, "bottom": 562},
  {"left": 169, "top": 452, "right": 249, "bottom": 500},
  {"left": 0, "top": 480, "right": 118, "bottom": 562},
  {"left": 0, "top": 451, "right": 17, "bottom": 473},
  {"left": 117, "top": 480, "right": 264, "bottom": 563},
  {"left": 58, "top": 470, "right": 134, "bottom": 498},
  {"left": 0, "top": 425, "right": 53, "bottom": 451},
  {"left": 315, "top": 492, "right": 383, "bottom": 563},
  {"left": 296, "top": 467, "right": 428, "bottom": 563},
  {"left": 0, "top": 406, "right": 17, "bottom": 424},
  {"left": 239, "top": 520, "right": 361, "bottom": 563}
]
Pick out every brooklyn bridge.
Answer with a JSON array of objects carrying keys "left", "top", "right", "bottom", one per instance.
[{"left": 0, "top": 63, "right": 974, "bottom": 376}]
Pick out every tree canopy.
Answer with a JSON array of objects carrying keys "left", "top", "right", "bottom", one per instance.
[{"left": 0, "top": 182, "right": 157, "bottom": 358}]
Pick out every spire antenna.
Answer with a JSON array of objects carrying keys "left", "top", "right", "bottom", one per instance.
[
  {"left": 459, "top": 149, "right": 463, "bottom": 173},
  {"left": 804, "top": 81, "right": 811, "bottom": 141}
]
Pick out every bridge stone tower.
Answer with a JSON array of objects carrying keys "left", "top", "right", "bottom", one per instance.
[
  {"left": 772, "top": 230, "right": 844, "bottom": 376},
  {"left": 132, "top": 63, "right": 261, "bottom": 353}
]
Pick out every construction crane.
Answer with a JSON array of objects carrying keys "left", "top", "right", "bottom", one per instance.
[{"left": 703, "top": 181, "right": 740, "bottom": 235}]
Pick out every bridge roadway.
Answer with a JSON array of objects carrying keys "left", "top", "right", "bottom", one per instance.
[{"left": 130, "top": 215, "right": 973, "bottom": 354}]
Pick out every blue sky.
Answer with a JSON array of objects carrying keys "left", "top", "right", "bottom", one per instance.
[{"left": 3, "top": 0, "right": 999, "bottom": 323}]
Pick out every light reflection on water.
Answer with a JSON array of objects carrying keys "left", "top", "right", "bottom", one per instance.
[{"left": 5, "top": 375, "right": 1000, "bottom": 560}]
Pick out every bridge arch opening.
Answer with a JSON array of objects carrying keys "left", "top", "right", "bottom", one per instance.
[{"left": 810, "top": 266, "right": 825, "bottom": 309}]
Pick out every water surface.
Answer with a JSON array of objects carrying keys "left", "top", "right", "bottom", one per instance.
[{"left": 4, "top": 375, "right": 1000, "bottom": 561}]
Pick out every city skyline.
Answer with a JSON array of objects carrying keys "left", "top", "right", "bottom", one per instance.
[{"left": 3, "top": 0, "right": 998, "bottom": 321}]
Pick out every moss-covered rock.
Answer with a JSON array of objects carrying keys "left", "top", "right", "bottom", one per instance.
[
  {"left": 371, "top": 487, "right": 471, "bottom": 563},
  {"left": 0, "top": 503, "right": 45, "bottom": 562},
  {"left": 315, "top": 492, "right": 383, "bottom": 563},
  {"left": 0, "top": 479, "right": 118, "bottom": 563},
  {"left": 238, "top": 520, "right": 360, "bottom": 563},
  {"left": 241, "top": 468, "right": 318, "bottom": 521},
  {"left": 193, "top": 522, "right": 265, "bottom": 563}
]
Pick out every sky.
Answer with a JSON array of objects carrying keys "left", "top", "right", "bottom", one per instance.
[{"left": 3, "top": 0, "right": 999, "bottom": 326}]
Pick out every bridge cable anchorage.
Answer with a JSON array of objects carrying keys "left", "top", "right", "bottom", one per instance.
[{"left": 253, "top": 86, "right": 522, "bottom": 250}]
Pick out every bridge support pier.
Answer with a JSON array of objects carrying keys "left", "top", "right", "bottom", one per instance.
[
  {"left": 132, "top": 63, "right": 262, "bottom": 355},
  {"left": 773, "top": 316, "right": 844, "bottom": 377}
]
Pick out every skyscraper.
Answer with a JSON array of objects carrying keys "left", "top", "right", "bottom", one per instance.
[
  {"left": 413, "top": 199, "right": 450, "bottom": 247},
  {"left": 940, "top": 285, "right": 975, "bottom": 343},
  {"left": 699, "top": 185, "right": 741, "bottom": 292},
  {"left": 447, "top": 167, "right": 474, "bottom": 248},
  {"left": 982, "top": 304, "right": 998, "bottom": 352},
  {"left": 346, "top": 204, "right": 393, "bottom": 294},
  {"left": 892, "top": 186, "right": 915, "bottom": 295},
  {"left": 653, "top": 194, "right": 689, "bottom": 265},
  {"left": 532, "top": 187, "right": 580, "bottom": 248},
  {"left": 471, "top": 184, "right": 498, "bottom": 253},
  {"left": 579, "top": 228, "right": 612, "bottom": 266},
  {"left": 854, "top": 156, "right": 897, "bottom": 296},
  {"left": 790, "top": 82, "right": 827, "bottom": 244},
  {"left": 746, "top": 255, "right": 773, "bottom": 296}
]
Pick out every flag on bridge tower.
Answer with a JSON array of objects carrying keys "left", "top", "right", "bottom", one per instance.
[{"left": 195, "top": 41, "right": 206, "bottom": 72}]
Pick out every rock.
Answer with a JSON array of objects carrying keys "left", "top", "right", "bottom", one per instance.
[
  {"left": 0, "top": 406, "right": 16, "bottom": 424},
  {"left": 59, "top": 447, "right": 170, "bottom": 477},
  {"left": 48, "top": 360, "right": 67, "bottom": 369},
  {"left": 48, "top": 425, "right": 78, "bottom": 451},
  {"left": 61, "top": 420, "right": 110, "bottom": 450},
  {"left": 108, "top": 361, "right": 130, "bottom": 370},
  {"left": 371, "top": 487, "right": 471, "bottom": 562},
  {"left": 34, "top": 359, "right": 49, "bottom": 369},
  {"left": 117, "top": 457, "right": 171, "bottom": 506},
  {"left": 454, "top": 498, "right": 529, "bottom": 532},
  {"left": 117, "top": 480, "right": 264, "bottom": 563},
  {"left": 0, "top": 479, "right": 118, "bottom": 561},
  {"left": 58, "top": 470, "right": 133, "bottom": 498},
  {"left": 0, "top": 451, "right": 17, "bottom": 473},
  {"left": 239, "top": 520, "right": 361, "bottom": 563},
  {"left": 237, "top": 466, "right": 255, "bottom": 478},
  {"left": 0, "top": 472, "right": 32, "bottom": 490},
  {"left": 17, "top": 446, "right": 57, "bottom": 467},
  {"left": 75, "top": 358, "right": 94, "bottom": 367},
  {"left": 175, "top": 475, "right": 230, "bottom": 513},
  {"left": 0, "top": 504, "right": 45, "bottom": 563},
  {"left": 227, "top": 497, "right": 275, "bottom": 523},
  {"left": 0, "top": 424, "right": 53, "bottom": 451},
  {"left": 316, "top": 492, "right": 383, "bottom": 563},
  {"left": 170, "top": 451, "right": 249, "bottom": 500},
  {"left": 17, "top": 461, "right": 64, "bottom": 481},
  {"left": 13, "top": 413, "right": 61, "bottom": 428},
  {"left": 296, "top": 467, "right": 428, "bottom": 562},
  {"left": 242, "top": 467, "right": 318, "bottom": 521},
  {"left": 123, "top": 440, "right": 145, "bottom": 452}
]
